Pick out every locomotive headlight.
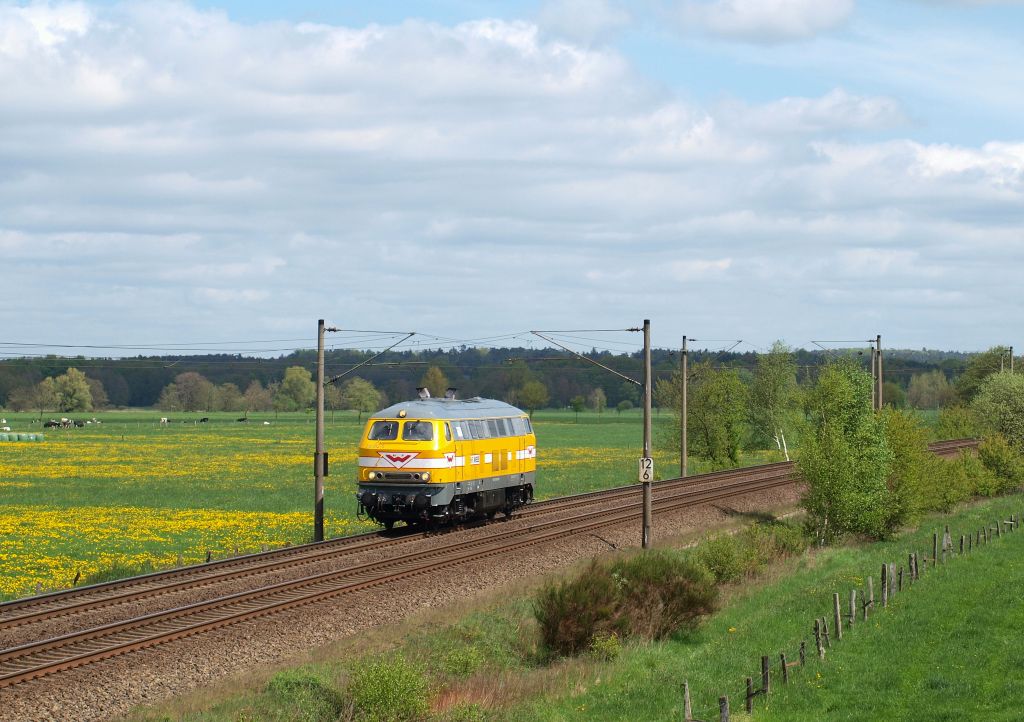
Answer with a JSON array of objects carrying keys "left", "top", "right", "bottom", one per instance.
[
  {"left": 368, "top": 471, "right": 377, "bottom": 480},
  {"left": 422, "top": 472, "right": 431, "bottom": 482}
]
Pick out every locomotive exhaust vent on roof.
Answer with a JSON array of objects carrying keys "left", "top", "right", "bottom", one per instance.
[
  {"left": 417, "top": 387, "right": 430, "bottom": 399},
  {"left": 445, "top": 388, "right": 457, "bottom": 399}
]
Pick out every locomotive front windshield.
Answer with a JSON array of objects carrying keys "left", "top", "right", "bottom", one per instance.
[
  {"left": 402, "top": 421, "right": 434, "bottom": 441},
  {"left": 368, "top": 421, "right": 399, "bottom": 440}
]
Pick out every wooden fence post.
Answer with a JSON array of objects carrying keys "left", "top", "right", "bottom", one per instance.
[
  {"left": 909, "top": 553, "right": 916, "bottom": 581},
  {"left": 833, "top": 593, "right": 843, "bottom": 640},
  {"left": 960, "top": 535, "right": 965, "bottom": 555},
  {"left": 746, "top": 678, "right": 754, "bottom": 713},
  {"left": 814, "top": 619, "right": 825, "bottom": 659},
  {"left": 781, "top": 653, "right": 789, "bottom": 684},
  {"left": 881, "top": 564, "right": 888, "bottom": 608},
  {"left": 720, "top": 695, "right": 730, "bottom": 722},
  {"left": 849, "top": 589, "right": 857, "bottom": 627},
  {"left": 898, "top": 567, "right": 904, "bottom": 593},
  {"left": 799, "top": 641, "right": 806, "bottom": 666},
  {"left": 761, "top": 655, "right": 770, "bottom": 695},
  {"left": 683, "top": 681, "right": 692, "bottom": 721},
  {"left": 867, "top": 576, "right": 874, "bottom": 618},
  {"left": 822, "top": 617, "right": 831, "bottom": 648},
  {"left": 889, "top": 563, "right": 896, "bottom": 597},
  {"left": 932, "top": 532, "right": 938, "bottom": 566}
]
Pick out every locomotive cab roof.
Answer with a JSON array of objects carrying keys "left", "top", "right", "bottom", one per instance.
[{"left": 371, "top": 397, "right": 526, "bottom": 420}]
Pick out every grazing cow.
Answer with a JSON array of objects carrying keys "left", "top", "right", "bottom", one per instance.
[
  {"left": 199, "top": 417, "right": 209, "bottom": 423},
  {"left": 263, "top": 421, "right": 271, "bottom": 425},
  {"left": 73, "top": 420, "right": 85, "bottom": 427},
  {"left": 236, "top": 417, "right": 248, "bottom": 422},
  {"left": 0, "top": 418, "right": 5, "bottom": 424},
  {"left": 159, "top": 417, "right": 169, "bottom": 425},
  {"left": 44, "top": 420, "right": 60, "bottom": 428},
  {"left": 1, "top": 426, "right": 10, "bottom": 432}
]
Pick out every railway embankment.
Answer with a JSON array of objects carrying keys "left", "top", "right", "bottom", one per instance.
[{"left": 120, "top": 491, "right": 1024, "bottom": 722}]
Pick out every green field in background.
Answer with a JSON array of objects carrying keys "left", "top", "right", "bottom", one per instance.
[{"left": 1, "top": 407, "right": 757, "bottom": 599}]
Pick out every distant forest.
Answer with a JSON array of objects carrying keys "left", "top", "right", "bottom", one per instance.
[{"left": 0, "top": 345, "right": 986, "bottom": 412}]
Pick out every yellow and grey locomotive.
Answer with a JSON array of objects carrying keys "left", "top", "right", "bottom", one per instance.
[{"left": 355, "top": 391, "right": 536, "bottom": 528}]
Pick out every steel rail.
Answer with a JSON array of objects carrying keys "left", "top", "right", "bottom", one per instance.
[
  {"left": 0, "top": 471, "right": 794, "bottom": 688},
  {"left": 0, "top": 464, "right": 782, "bottom": 630},
  {"left": 0, "top": 439, "right": 978, "bottom": 632}
]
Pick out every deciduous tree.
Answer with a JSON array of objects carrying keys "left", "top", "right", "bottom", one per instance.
[
  {"left": 519, "top": 380, "right": 550, "bottom": 418},
  {"left": 907, "top": 370, "right": 956, "bottom": 409},
  {"left": 798, "top": 360, "right": 893, "bottom": 544},
  {"left": 748, "top": 341, "right": 800, "bottom": 460},
  {"left": 688, "top": 362, "right": 747, "bottom": 468},
  {"left": 276, "top": 366, "right": 315, "bottom": 411},
  {"left": 972, "top": 372, "right": 1024, "bottom": 450},
  {"left": 956, "top": 346, "right": 1012, "bottom": 402},
  {"left": 54, "top": 368, "right": 93, "bottom": 412},
  {"left": 243, "top": 380, "right": 274, "bottom": 412},
  {"left": 341, "top": 377, "right": 382, "bottom": 421},
  {"left": 419, "top": 366, "right": 450, "bottom": 398}
]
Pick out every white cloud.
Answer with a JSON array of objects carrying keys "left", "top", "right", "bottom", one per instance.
[
  {"left": 718, "top": 89, "right": 906, "bottom": 135},
  {"left": 677, "top": 0, "right": 855, "bottom": 43},
  {"left": 668, "top": 258, "right": 733, "bottom": 280},
  {"left": 537, "top": 0, "right": 631, "bottom": 43},
  {"left": 0, "top": 2, "right": 1021, "bottom": 349}
]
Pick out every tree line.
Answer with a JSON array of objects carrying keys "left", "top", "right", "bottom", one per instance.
[{"left": 0, "top": 344, "right": 1011, "bottom": 418}]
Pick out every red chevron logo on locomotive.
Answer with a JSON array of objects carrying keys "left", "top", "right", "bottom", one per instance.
[{"left": 380, "top": 452, "right": 418, "bottom": 468}]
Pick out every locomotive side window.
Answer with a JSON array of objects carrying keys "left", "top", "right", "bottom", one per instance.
[
  {"left": 444, "top": 423, "right": 452, "bottom": 441},
  {"left": 402, "top": 420, "right": 434, "bottom": 441},
  {"left": 522, "top": 417, "right": 533, "bottom": 434},
  {"left": 469, "top": 419, "right": 488, "bottom": 439},
  {"left": 511, "top": 417, "right": 524, "bottom": 435},
  {"left": 497, "top": 418, "right": 512, "bottom": 436},
  {"left": 487, "top": 419, "right": 501, "bottom": 437},
  {"left": 368, "top": 421, "right": 399, "bottom": 440},
  {"left": 453, "top": 421, "right": 467, "bottom": 439}
]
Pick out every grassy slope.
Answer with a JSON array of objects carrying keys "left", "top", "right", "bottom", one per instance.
[
  {"left": 123, "top": 494, "right": 1024, "bottom": 722},
  {"left": 506, "top": 494, "right": 1024, "bottom": 722}
]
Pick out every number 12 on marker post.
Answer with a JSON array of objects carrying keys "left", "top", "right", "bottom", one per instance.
[{"left": 638, "top": 457, "right": 654, "bottom": 482}]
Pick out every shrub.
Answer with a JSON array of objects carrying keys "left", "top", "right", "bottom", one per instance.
[
  {"left": 696, "top": 522, "right": 808, "bottom": 583},
  {"left": 959, "top": 450, "right": 1001, "bottom": 497},
  {"left": 920, "top": 454, "right": 973, "bottom": 512},
  {"left": 935, "top": 405, "right": 979, "bottom": 441},
  {"left": 742, "top": 521, "right": 807, "bottom": 563},
  {"left": 534, "top": 552, "right": 717, "bottom": 657},
  {"left": 266, "top": 669, "right": 346, "bottom": 722},
  {"left": 694, "top": 534, "right": 748, "bottom": 583},
  {"left": 588, "top": 631, "right": 622, "bottom": 661},
  {"left": 609, "top": 552, "right": 717, "bottom": 640},
  {"left": 978, "top": 434, "right": 1024, "bottom": 493},
  {"left": 347, "top": 657, "right": 429, "bottom": 722},
  {"left": 883, "top": 409, "right": 931, "bottom": 528},
  {"left": 533, "top": 559, "right": 624, "bottom": 657},
  {"left": 441, "top": 645, "right": 484, "bottom": 678}
]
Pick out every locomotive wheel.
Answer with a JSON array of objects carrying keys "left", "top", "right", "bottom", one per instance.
[{"left": 383, "top": 520, "right": 395, "bottom": 530}]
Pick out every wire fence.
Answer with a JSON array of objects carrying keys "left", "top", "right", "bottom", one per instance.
[{"left": 680, "top": 512, "right": 1021, "bottom": 721}]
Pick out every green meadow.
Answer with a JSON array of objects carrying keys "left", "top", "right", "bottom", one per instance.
[{"left": 1, "top": 407, "right": 748, "bottom": 599}]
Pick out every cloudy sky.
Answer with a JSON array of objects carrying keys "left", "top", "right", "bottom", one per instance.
[{"left": 1, "top": 0, "right": 1022, "bottom": 357}]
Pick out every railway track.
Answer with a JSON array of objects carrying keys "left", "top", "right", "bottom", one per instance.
[
  {"left": 0, "top": 461, "right": 793, "bottom": 634},
  {"left": 0, "top": 438, "right": 978, "bottom": 689}
]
